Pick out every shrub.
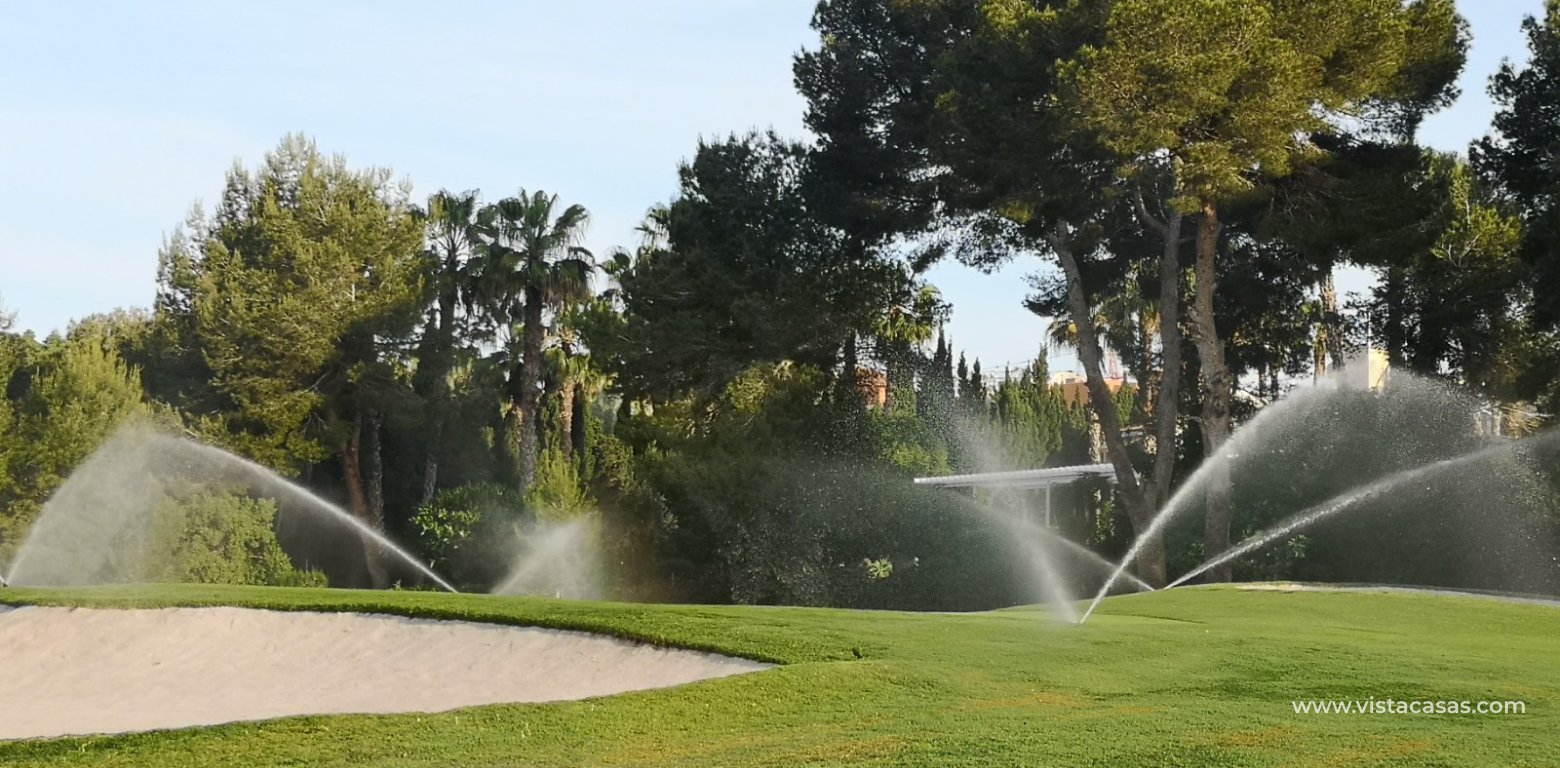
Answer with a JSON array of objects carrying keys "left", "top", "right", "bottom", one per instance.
[
  {"left": 527, "top": 447, "right": 592, "bottom": 520},
  {"left": 411, "top": 483, "right": 527, "bottom": 590},
  {"left": 151, "top": 489, "right": 319, "bottom": 587}
]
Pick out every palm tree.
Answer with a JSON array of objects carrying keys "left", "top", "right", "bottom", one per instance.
[
  {"left": 633, "top": 202, "right": 671, "bottom": 252},
  {"left": 541, "top": 324, "right": 611, "bottom": 461},
  {"left": 415, "top": 189, "right": 481, "bottom": 505},
  {"left": 469, "top": 190, "right": 596, "bottom": 492},
  {"left": 871, "top": 281, "right": 946, "bottom": 411}
]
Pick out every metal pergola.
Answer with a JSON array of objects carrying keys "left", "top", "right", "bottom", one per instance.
[{"left": 913, "top": 463, "right": 1118, "bottom": 527}]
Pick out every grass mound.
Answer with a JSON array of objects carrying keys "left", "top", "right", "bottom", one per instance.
[{"left": 1, "top": 584, "right": 1554, "bottom": 767}]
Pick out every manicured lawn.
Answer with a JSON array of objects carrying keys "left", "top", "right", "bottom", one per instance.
[{"left": 0, "top": 584, "right": 1555, "bottom": 767}]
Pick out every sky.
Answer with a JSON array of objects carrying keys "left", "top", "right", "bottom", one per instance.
[{"left": 0, "top": 0, "right": 1546, "bottom": 376}]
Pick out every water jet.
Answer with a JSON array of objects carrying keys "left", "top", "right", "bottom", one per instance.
[
  {"left": 1165, "top": 434, "right": 1560, "bottom": 589},
  {"left": 1077, "top": 371, "right": 1559, "bottom": 622},
  {"left": 917, "top": 458, "right": 1137, "bottom": 621},
  {"left": 4, "top": 425, "right": 456, "bottom": 592}
]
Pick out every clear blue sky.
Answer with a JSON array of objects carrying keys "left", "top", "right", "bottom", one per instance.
[{"left": 0, "top": 1, "right": 1544, "bottom": 375}]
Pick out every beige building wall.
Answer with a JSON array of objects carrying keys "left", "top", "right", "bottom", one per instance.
[{"left": 1344, "top": 348, "right": 1390, "bottom": 392}]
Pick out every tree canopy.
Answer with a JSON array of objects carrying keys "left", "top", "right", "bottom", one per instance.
[{"left": 1, "top": 1, "right": 1554, "bottom": 603}]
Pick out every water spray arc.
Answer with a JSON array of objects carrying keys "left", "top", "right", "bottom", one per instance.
[
  {"left": 151, "top": 436, "right": 460, "bottom": 594},
  {"left": 975, "top": 503, "right": 1156, "bottom": 594},
  {"left": 1073, "top": 372, "right": 1560, "bottom": 623},
  {"left": 1077, "top": 384, "right": 1345, "bottom": 623},
  {"left": 915, "top": 457, "right": 1144, "bottom": 622},
  {"left": 1165, "top": 434, "right": 1560, "bottom": 590},
  {"left": 491, "top": 517, "right": 603, "bottom": 599},
  {"left": 3, "top": 426, "right": 457, "bottom": 593}
]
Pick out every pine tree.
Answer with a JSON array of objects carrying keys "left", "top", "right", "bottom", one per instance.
[
  {"left": 1474, "top": 0, "right": 1560, "bottom": 407},
  {"left": 1, "top": 336, "right": 146, "bottom": 550},
  {"left": 153, "top": 135, "right": 423, "bottom": 586},
  {"left": 1067, "top": 0, "right": 1463, "bottom": 581}
]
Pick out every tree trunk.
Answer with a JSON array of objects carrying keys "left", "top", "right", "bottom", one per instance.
[
  {"left": 541, "top": 369, "right": 560, "bottom": 455},
  {"left": 1151, "top": 214, "right": 1183, "bottom": 505},
  {"left": 1318, "top": 270, "right": 1342, "bottom": 377},
  {"left": 836, "top": 334, "right": 860, "bottom": 405},
  {"left": 1050, "top": 225, "right": 1163, "bottom": 585},
  {"left": 1384, "top": 265, "right": 1406, "bottom": 365},
  {"left": 1126, "top": 190, "right": 1188, "bottom": 588},
  {"left": 342, "top": 405, "right": 389, "bottom": 588},
  {"left": 419, "top": 354, "right": 447, "bottom": 507},
  {"left": 1136, "top": 311, "right": 1154, "bottom": 422},
  {"left": 362, "top": 406, "right": 389, "bottom": 585},
  {"left": 415, "top": 317, "right": 442, "bottom": 508},
  {"left": 418, "top": 251, "right": 461, "bottom": 507},
  {"left": 571, "top": 383, "right": 588, "bottom": 458},
  {"left": 559, "top": 379, "right": 576, "bottom": 459},
  {"left": 1129, "top": 212, "right": 1185, "bottom": 587},
  {"left": 1190, "top": 201, "right": 1235, "bottom": 583},
  {"left": 516, "top": 287, "right": 546, "bottom": 493},
  {"left": 342, "top": 418, "right": 366, "bottom": 519},
  {"left": 419, "top": 435, "right": 441, "bottom": 507},
  {"left": 500, "top": 361, "right": 523, "bottom": 482}
]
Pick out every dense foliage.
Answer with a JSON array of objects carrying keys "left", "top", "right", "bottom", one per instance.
[
  {"left": 151, "top": 490, "right": 327, "bottom": 587},
  {"left": 2, "top": 1, "right": 1557, "bottom": 602}
]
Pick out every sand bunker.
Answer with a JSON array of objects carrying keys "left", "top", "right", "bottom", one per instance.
[{"left": 0, "top": 606, "right": 770, "bottom": 741}]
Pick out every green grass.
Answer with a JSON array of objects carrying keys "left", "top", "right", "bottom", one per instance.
[{"left": 1, "top": 584, "right": 1555, "bottom": 767}]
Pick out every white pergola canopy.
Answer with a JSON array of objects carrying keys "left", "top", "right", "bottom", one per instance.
[
  {"left": 914, "top": 463, "right": 1119, "bottom": 527},
  {"left": 912, "top": 463, "right": 1118, "bottom": 490}
]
